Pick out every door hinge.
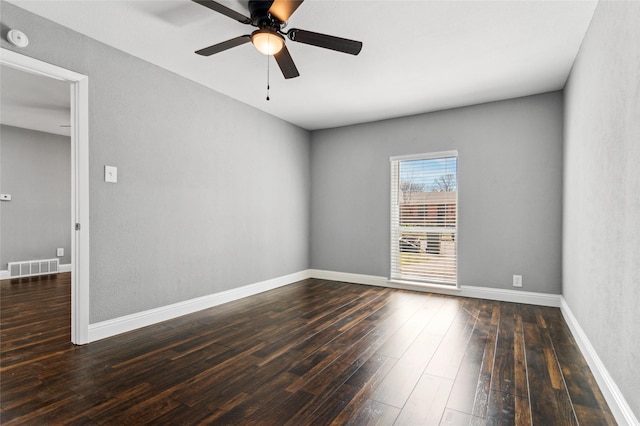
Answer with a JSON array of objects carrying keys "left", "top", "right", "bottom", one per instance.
[{"left": 75, "top": 223, "right": 81, "bottom": 231}]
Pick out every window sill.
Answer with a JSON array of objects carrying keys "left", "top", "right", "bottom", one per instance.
[{"left": 388, "top": 279, "right": 460, "bottom": 292}]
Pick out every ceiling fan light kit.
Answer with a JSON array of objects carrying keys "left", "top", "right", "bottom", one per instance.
[
  {"left": 192, "top": 0, "right": 362, "bottom": 79},
  {"left": 251, "top": 29, "right": 285, "bottom": 55}
]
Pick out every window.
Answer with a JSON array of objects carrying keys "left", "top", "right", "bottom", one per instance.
[{"left": 390, "top": 151, "right": 458, "bottom": 285}]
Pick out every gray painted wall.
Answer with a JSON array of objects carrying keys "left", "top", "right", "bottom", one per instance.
[
  {"left": 310, "top": 92, "right": 563, "bottom": 294},
  {"left": 1, "top": 2, "right": 310, "bottom": 323},
  {"left": 563, "top": 0, "right": 640, "bottom": 419},
  {"left": 0, "top": 125, "right": 71, "bottom": 267}
]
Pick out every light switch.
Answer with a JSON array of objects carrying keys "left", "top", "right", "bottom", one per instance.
[
  {"left": 0, "top": 194, "right": 11, "bottom": 201},
  {"left": 105, "top": 166, "right": 118, "bottom": 183}
]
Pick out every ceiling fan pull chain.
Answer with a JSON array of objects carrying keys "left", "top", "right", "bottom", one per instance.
[{"left": 266, "top": 48, "right": 271, "bottom": 101}]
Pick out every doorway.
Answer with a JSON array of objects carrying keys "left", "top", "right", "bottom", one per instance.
[{"left": 0, "top": 48, "right": 89, "bottom": 344}]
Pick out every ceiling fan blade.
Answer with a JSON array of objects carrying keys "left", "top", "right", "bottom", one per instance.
[
  {"left": 288, "top": 29, "right": 362, "bottom": 55},
  {"left": 274, "top": 45, "right": 300, "bottom": 79},
  {"left": 195, "top": 35, "right": 251, "bottom": 56},
  {"left": 268, "top": 0, "right": 304, "bottom": 23},
  {"left": 191, "top": 0, "right": 252, "bottom": 24}
]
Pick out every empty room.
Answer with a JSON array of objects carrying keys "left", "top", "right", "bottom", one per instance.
[{"left": 0, "top": 0, "right": 638, "bottom": 424}]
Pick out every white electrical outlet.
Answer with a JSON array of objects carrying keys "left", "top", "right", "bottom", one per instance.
[
  {"left": 513, "top": 275, "right": 523, "bottom": 287},
  {"left": 57, "top": 248, "right": 64, "bottom": 257}
]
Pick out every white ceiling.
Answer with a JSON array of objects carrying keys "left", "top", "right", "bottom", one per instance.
[
  {"left": 4, "top": 0, "right": 597, "bottom": 131},
  {"left": 0, "top": 64, "right": 71, "bottom": 136}
]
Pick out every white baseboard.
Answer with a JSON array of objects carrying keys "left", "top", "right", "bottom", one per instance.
[
  {"left": 87, "top": 269, "right": 560, "bottom": 343},
  {"left": 88, "top": 270, "right": 313, "bottom": 342},
  {"left": 308, "top": 269, "right": 561, "bottom": 307},
  {"left": 458, "top": 284, "right": 561, "bottom": 307},
  {"left": 0, "top": 263, "right": 72, "bottom": 280},
  {"left": 560, "top": 297, "right": 639, "bottom": 426}
]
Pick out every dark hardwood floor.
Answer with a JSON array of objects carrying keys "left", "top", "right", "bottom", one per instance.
[{"left": 1, "top": 273, "right": 615, "bottom": 425}]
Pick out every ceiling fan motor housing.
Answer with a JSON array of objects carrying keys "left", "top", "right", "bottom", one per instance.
[{"left": 249, "top": 0, "right": 280, "bottom": 26}]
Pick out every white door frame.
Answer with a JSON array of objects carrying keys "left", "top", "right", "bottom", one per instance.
[{"left": 1, "top": 48, "right": 90, "bottom": 344}]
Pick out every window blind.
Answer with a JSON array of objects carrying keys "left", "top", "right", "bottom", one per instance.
[{"left": 390, "top": 152, "right": 458, "bottom": 285}]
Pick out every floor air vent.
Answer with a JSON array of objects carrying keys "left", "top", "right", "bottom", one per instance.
[{"left": 8, "top": 259, "right": 59, "bottom": 278}]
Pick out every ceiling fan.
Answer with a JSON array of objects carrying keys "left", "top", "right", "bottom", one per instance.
[{"left": 192, "top": 0, "right": 363, "bottom": 79}]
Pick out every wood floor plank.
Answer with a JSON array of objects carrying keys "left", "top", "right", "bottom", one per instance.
[
  {"left": 370, "top": 327, "right": 443, "bottom": 408},
  {"left": 483, "top": 389, "right": 533, "bottom": 426},
  {"left": 376, "top": 295, "right": 447, "bottom": 358},
  {"left": 439, "top": 407, "right": 483, "bottom": 425},
  {"left": 512, "top": 311, "right": 531, "bottom": 404},
  {"left": 544, "top": 308, "right": 617, "bottom": 426},
  {"left": 346, "top": 399, "right": 401, "bottom": 425},
  {"left": 447, "top": 301, "right": 495, "bottom": 418},
  {"left": 329, "top": 354, "right": 397, "bottom": 424},
  {"left": 471, "top": 301, "right": 500, "bottom": 419},
  {"left": 276, "top": 292, "right": 431, "bottom": 423},
  {"left": 285, "top": 294, "right": 398, "bottom": 392},
  {"left": 491, "top": 301, "right": 518, "bottom": 396},
  {"left": 0, "top": 274, "right": 616, "bottom": 425},
  {"left": 423, "top": 298, "right": 480, "bottom": 380},
  {"left": 299, "top": 353, "right": 395, "bottom": 425},
  {"left": 394, "top": 373, "right": 454, "bottom": 425},
  {"left": 523, "top": 306, "right": 578, "bottom": 426}
]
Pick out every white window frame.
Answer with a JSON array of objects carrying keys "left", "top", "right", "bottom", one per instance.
[{"left": 390, "top": 150, "right": 459, "bottom": 287}]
